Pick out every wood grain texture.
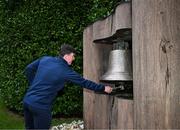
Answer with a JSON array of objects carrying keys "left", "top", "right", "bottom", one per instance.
[
  {"left": 83, "top": 26, "right": 95, "bottom": 129},
  {"left": 112, "top": 2, "right": 132, "bottom": 35},
  {"left": 132, "top": 0, "right": 180, "bottom": 129},
  {"left": 93, "top": 94, "right": 111, "bottom": 129},
  {"left": 92, "top": 2, "right": 131, "bottom": 41},
  {"left": 117, "top": 98, "right": 133, "bottom": 129},
  {"left": 83, "top": 2, "right": 133, "bottom": 129},
  {"left": 83, "top": 24, "right": 112, "bottom": 129}
]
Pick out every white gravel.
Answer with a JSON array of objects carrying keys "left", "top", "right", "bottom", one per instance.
[{"left": 51, "top": 120, "right": 84, "bottom": 130}]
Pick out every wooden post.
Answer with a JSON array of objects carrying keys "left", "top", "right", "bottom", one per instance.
[
  {"left": 83, "top": 2, "right": 133, "bottom": 129},
  {"left": 83, "top": 24, "right": 112, "bottom": 129},
  {"left": 132, "top": 0, "right": 180, "bottom": 129}
]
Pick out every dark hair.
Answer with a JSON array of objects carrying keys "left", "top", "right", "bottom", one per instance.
[{"left": 59, "top": 44, "right": 76, "bottom": 57}]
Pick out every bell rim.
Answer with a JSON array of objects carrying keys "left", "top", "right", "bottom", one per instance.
[{"left": 100, "top": 73, "right": 133, "bottom": 81}]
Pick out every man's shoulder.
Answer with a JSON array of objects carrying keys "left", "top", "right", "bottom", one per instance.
[
  {"left": 39, "top": 56, "right": 57, "bottom": 63},
  {"left": 41, "top": 55, "right": 55, "bottom": 60}
]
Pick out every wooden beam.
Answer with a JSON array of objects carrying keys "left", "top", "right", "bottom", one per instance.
[{"left": 132, "top": 0, "right": 180, "bottom": 128}]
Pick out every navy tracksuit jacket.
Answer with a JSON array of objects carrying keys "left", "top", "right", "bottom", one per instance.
[{"left": 23, "top": 56, "right": 105, "bottom": 110}]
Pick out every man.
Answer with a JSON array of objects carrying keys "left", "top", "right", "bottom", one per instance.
[{"left": 23, "top": 44, "right": 112, "bottom": 129}]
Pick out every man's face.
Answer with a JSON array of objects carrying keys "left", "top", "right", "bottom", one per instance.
[{"left": 64, "top": 53, "right": 75, "bottom": 65}]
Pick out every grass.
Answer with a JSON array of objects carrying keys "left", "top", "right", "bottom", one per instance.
[
  {"left": 0, "top": 100, "right": 82, "bottom": 129},
  {"left": 0, "top": 100, "right": 24, "bottom": 129}
]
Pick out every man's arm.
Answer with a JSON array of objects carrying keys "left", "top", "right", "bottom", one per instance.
[{"left": 65, "top": 68, "right": 112, "bottom": 93}]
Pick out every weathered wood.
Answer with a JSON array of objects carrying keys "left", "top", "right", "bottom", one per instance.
[
  {"left": 83, "top": 2, "right": 133, "bottom": 129},
  {"left": 108, "top": 97, "right": 134, "bottom": 129},
  {"left": 83, "top": 26, "right": 95, "bottom": 129},
  {"left": 93, "top": 94, "right": 111, "bottom": 129},
  {"left": 132, "top": 0, "right": 180, "bottom": 129},
  {"left": 93, "top": 2, "right": 131, "bottom": 41},
  {"left": 93, "top": 15, "right": 113, "bottom": 41},
  {"left": 117, "top": 98, "right": 133, "bottom": 129},
  {"left": 83, "top": 89, "right": 94, "bottom": 129},
  {"left": 83, "top": 24, "right": 112, "bottom": 129},
  {"left": 112, "top": 2, "right": 132, "bottom": 35}
]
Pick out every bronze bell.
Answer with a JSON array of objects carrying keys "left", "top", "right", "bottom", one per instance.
[{"left": 101, "top": 41, "right": 132, "bottom": 82}]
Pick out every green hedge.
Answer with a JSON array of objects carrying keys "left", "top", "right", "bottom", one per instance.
[{"left": 0, "top": 0, "right": 121, "bottom": 116}]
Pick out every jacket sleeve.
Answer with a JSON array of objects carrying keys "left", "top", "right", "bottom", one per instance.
[
  {"left": 24, "top": 58, "right": 40, "bottom": 85},
  {"left": 65, "top": 68, "right": 105, "bottom": 92}
]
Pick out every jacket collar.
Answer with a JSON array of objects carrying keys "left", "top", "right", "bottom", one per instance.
[{"left": 57, "top": 56, "right": 69, "bottom": 66}]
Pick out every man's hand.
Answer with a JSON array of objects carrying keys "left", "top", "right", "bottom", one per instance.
[{"left": 104, "top": 86, "right": 113, "bottom": 94}]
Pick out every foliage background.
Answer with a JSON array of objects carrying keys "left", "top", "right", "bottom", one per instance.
[{"left": 0, "top": 0, "right": 121, "bottom": 116}]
